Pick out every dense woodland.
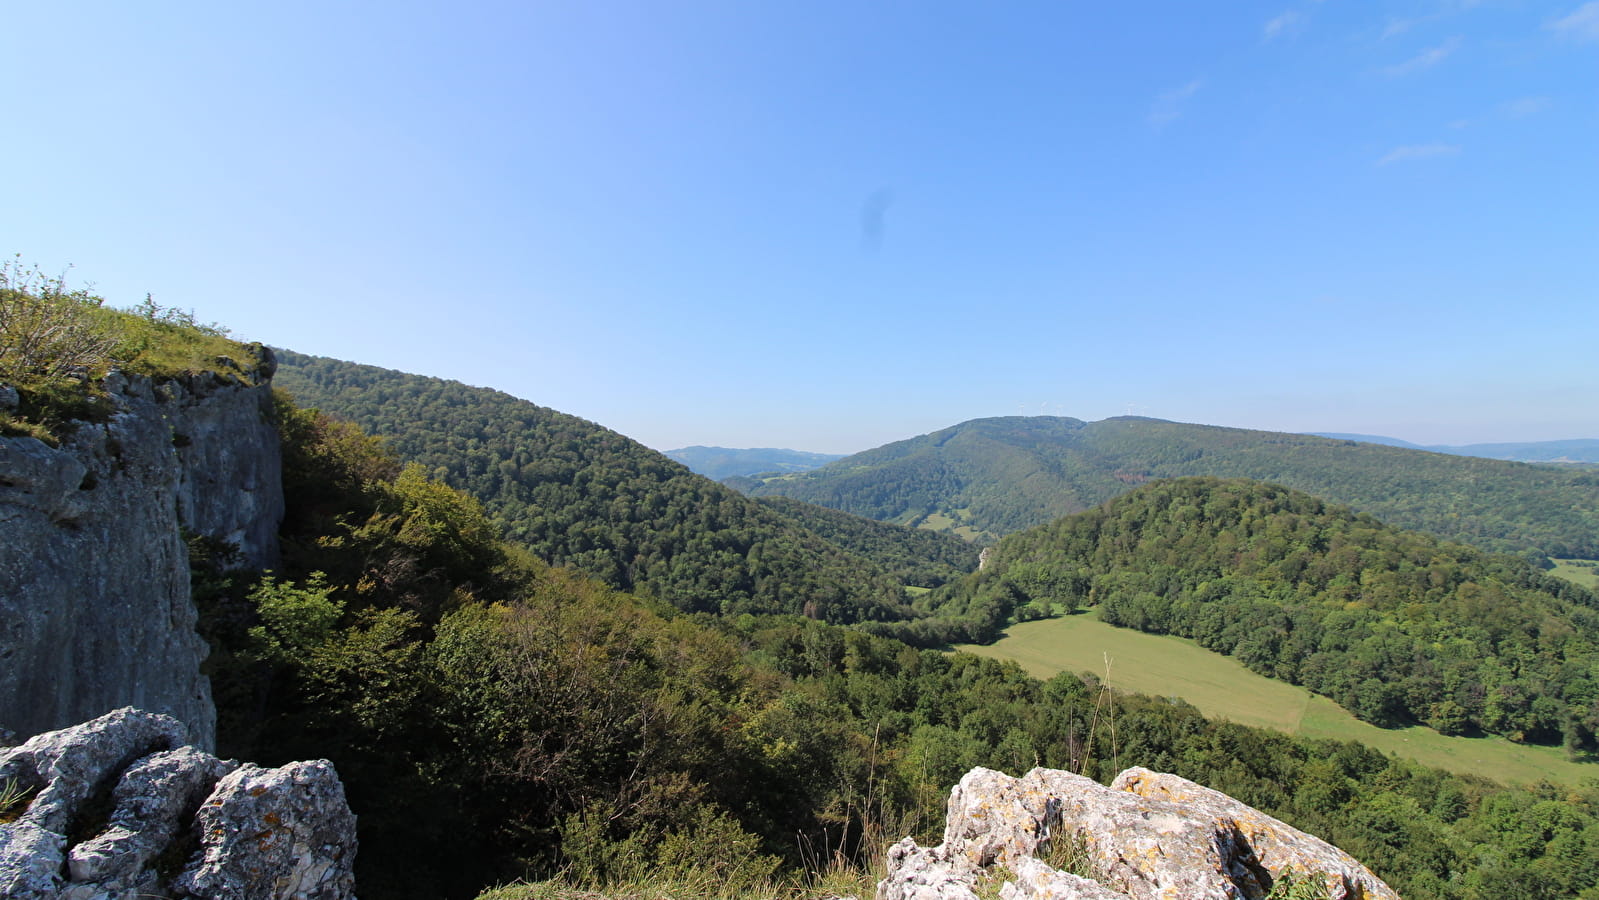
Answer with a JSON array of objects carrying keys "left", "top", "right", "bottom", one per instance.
[
  {"left": 739, "top": 415, "right": 1599, "bottom": 558},
  {"left": 195, "top": 398, "right": 1599, "bottom": 900},
  {"left": 272, "top": 351, "right": 913, "bottom": 623},
  {"left": 934, "top": 477, "right": 1599, "bottom": 749},
  {"left": 14, "top": 281, "right": 1599, "bottom": 899},
  {"left": 752, "top": 495, "right": 980, "bottom": 588}
]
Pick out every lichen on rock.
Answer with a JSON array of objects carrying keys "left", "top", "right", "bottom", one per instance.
[
  {"left": 0, "top": 708, "right": 356, "bottom": 900},
  {"left": 878, "top": 766, "right": 1397, "bottom": 900}
]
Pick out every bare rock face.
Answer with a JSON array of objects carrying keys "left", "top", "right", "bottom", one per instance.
[
  {"left": 878, "top": 766, "right": 1397, "bottom": 900},
  {"left": 174, "top": 761, "right": 356, "bottom": 900},
  {"left": 0, "top": 708, "right": 356, "bottom": 900},
  {"left": 0, "top": 350, "right": 283, "bottom": 749}
]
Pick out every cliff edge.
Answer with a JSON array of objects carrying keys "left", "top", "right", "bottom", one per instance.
[{"left": 0, "top": 351, "right": 283, "bottom": 749}]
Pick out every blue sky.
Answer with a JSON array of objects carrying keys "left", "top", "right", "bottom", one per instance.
[{"left": 5, "top": 1, "right": 1596, "bottom": 454}]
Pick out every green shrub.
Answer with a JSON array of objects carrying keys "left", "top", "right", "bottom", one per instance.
[
  {"left": 1, "top": 256, "right": 262, "bottom": 443},
  {"left": 0, "top": 257, "right": 117, "bottom": 384}
]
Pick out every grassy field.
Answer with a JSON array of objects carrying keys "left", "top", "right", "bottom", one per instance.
[
  {"left": 915, "top": 508, "right": 986, "bottom": 541},
  {"left": 957, "top": 610, "right": 1598, "bottom": 786},
  {"left": 1551, "top": 558, "right": 1599, "bottom": 590}
]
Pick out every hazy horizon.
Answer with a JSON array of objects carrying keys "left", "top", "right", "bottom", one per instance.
[{"left": 7, "top": 2, "right": 1595, "bottom": 455}]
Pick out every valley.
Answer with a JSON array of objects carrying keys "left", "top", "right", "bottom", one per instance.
[
  {"left": 8, "top": 284, "right": 1599, "bottom": 899},
  {"left": 959, "top": 609, "right": 1598, "bottom": 787},
  {"left": 737, "top": 415, "right": 1599, "bottom": 558}
]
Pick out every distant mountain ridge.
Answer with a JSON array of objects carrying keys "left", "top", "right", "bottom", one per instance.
[
  {"left": 737, "top": 415, "right": 1599, "bottom": 558},
  {"left": 1311, "top": 433, "right": 1599, "bottom": 463},
  {"left": 665, "top": 445, "right": 844, "bottom": 480}
]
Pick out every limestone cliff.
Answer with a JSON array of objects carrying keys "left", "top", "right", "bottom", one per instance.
[
  {"left": 880, "top": 766, "right": 1396, "bottom": 900},
  {"left": 0, "top": 351, "right": 283, "bottom": 749}
]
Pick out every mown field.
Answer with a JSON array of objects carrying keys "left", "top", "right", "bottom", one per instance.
[
  {"left": 957, "top": 609, "right": 1598, "bottom": 786},
  {"left": 1552, "top": 558, "right": 1599, "bottom": 590}
]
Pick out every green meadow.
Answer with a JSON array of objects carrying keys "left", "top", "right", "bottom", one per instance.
[
  {"left": 1552, "top": 558, "right": 1599, "bottom": 590},
  {"left": 958, "top": 609, "right": 1598, "bottom": 786}
]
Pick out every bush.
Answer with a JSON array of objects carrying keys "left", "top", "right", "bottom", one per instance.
[{"left": 0, "top": 257, "right": 116, "bottom": 384}]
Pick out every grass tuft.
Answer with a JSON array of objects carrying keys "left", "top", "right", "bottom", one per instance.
[{"left": 1, "top": 775, "right": 38, "bottom": 824}]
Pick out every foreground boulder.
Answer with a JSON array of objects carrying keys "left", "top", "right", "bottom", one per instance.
[
  {"left": 0, "top": 708, "right": 356, "bottom": 900},
  {"left": 880, "top": 766, "right": 1396, "bottom": 900}
]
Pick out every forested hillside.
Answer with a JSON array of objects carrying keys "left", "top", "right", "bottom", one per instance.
[
  {"left": 753, "top": 495, "right": 980, "bottom": 588},
  {"left": 271, "top": 350, "right": 911, "bottom": 623},
  {"left": 738, "top": 415, "right": 1599, "bottom": 557},
  {"left": 1314, "top": 433, "right": 1599, "bottom": 464},
  {"left": 201, "top": 399, "right": 1599, "bottom": 900},
  {"left": 938, "top": 477, "right": 1599, "bottom": 749},
  {"left": 20, "top": 278, "right": 1599, "bottom": 900}
]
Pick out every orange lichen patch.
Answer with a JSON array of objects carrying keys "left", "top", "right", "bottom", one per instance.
[{"left": 262, "top": 812, "right": 281, "bottom": 826}]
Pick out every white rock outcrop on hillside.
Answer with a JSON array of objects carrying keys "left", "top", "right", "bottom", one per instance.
[
  {"left": 0, "top": 708, "right": 356, "bottom": 900},
  {"left": 879, "top": 766, "right": 1396, "bottom": 900}
]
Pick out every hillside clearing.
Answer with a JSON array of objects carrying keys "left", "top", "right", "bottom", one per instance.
[
  {"left": 958, "top": 610, "right": 1598, "bottom": 786},
  {"left": 1552, "top": 558, "right": 1599, "bottom": 590}
]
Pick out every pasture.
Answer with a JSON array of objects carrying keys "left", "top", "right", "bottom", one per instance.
[{"left": 958, "top": 609, "right": 1597, "bottom": 786}]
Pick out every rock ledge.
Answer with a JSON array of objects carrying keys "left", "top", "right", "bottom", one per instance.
[
  {"left": 0, "top": 708, "right": 356, "bottom": 900},
  {"left": 879, "top": 766, "right": 1396, "bottom": 900}
]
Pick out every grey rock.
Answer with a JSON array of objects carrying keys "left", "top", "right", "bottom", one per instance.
[
  {"left": 0, "top": 709, "right": 357, "bottom": 900},
  {"left": 880, "top": 766, "right": 1396, "bottom": 900},
  {"left": 0, "top": 709, "right": 189, "bottom": 899},
  {"left": 1111, "top": 767, "right": 1396, "bottom": 900},
  {"left": 0, "top": 709, "right": 188, "bottom": 835},
  {"left": 0, "top": 383, "right": 18, "bottom": 411},
  {"left": 1000, "top": 858, "right": 1129, "bottom": 900},
  {"left": 0, "top": 368, "right": 283, "bottom": 749},
  {"left": 878, "top": 838, "right": 979, "bottom": 900},
  {"left": 175, "top": 760, "right": 357, "bottom": 900},
  {"left": 0, "top": 824, "right": 65, "bottom": 900},
  {"left": 67, "top": 747, "right": 239, "bottom": 884}
]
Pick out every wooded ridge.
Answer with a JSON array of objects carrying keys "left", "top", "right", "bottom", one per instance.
[{"left": 738, "top": 415, "right": 1599, "bottom": 558}]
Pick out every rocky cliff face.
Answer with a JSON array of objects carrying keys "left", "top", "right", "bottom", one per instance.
[
  {"left": 0, "top": 353, "right": 283, "bottom": 749},
  {"left": 0, "top": 707, "right": 357, "bottom": 900},
  {"left": 880, "top": 766, "right": 1396, "bottom": 900}
]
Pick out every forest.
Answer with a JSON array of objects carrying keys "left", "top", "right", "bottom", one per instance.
[
  {"left": 204, "top": 397, "right": 1599, "bottom": 900},
  {"left": 10, "top": 280, "right": 1599, "bottom": 900},
  {"left": 937, "top": 477, "right": 1599, "bottom": 748},
  {"left": 738, "top": 415, "right": 1599, "bottom": 558},
  {"left": 272, "top": 351, "right": 916, "bottom": 624}
]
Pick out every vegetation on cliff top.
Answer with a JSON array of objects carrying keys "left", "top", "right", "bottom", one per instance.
[{"left": 0, "top": 257, "right": 264, "bottom": 443}]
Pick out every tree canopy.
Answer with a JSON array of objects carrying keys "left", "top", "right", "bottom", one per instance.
[
  {"left": 741, "top": 415, "right": 1599, "bottom": 558},
  {"left": 944, "top": 477, "right": 1599, "bottom": 748},
  {"left": 272, "top": 350, "right": 914, "bottom": 623}
]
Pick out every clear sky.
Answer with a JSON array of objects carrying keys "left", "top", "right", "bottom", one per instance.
[{"left": 5, "top": 1, "right": 1596, "bottom": 454}]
